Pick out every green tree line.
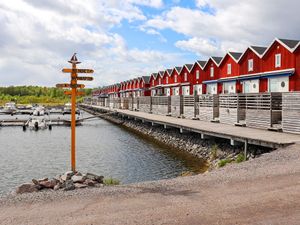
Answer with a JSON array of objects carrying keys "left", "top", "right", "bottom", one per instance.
[{"left": 0, "top": 86, "right": 92, "bottom": 105}]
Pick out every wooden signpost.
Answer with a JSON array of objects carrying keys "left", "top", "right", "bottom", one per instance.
[{"left": 56, "top": 53, "right": 94, "bottom": 172}]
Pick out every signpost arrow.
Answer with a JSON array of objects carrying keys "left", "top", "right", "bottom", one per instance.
[
  {"left": 62, "top": 68, "right": 94, "bottom": 73},
  {"left": 56, "top": 83, "right": 71, "bottom": 88},
  {"left": 77, "top": 76, "right": 93, "bottom": 81}
]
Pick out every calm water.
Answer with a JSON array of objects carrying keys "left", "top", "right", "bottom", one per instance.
[{"left": 0, "top": 111, "right": 206, "bottom": 195}]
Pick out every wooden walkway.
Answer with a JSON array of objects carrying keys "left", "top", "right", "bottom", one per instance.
[{"left": 81, "top": 104, "right": 300, "bottom": 148}]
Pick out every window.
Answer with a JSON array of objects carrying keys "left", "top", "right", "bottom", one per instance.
[
  {"left": 152, "top": 80, "right": 154, "bottom": 86},
  {"left": 184, "top": 72, "right": 187, "bottom": 81},
  {"left": 174, "top": 75, "right": 177, "bottom": 83},
  {"left": 227, "top": 64, "right": 232, "bottom": 75},
  {"left": 196, "top": 70, "right": 200, "bottom": 79},
  {"left": 248, "top": 59, "right": 253, "bottom": 72},
  {"left": 158, "top": 78, "right": 161, "bottom": 85},
  {"left": 210, "top": 66, "right": 214, "bottom": 77},
  {"left": 275, "top": 54, "right": 281, "bottom": 68},
  {"left": 166, "top": 76, "right": 168, "bottom": 84}
]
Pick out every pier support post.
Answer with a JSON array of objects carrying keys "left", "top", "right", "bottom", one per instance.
[{"left": 244, "top": 140, "right": 248, "bottom": 161}]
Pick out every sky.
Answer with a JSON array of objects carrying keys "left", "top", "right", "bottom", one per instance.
[{"left": 1, "top": 0, "right": 300, "bottom": 88}]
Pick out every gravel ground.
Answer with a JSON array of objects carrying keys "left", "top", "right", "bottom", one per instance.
[{"left": 1, "top": 143, "right": 300, "bottom": 225}]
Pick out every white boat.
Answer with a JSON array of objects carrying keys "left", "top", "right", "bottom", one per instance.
[
  {"left": 63, "top": 103, "right": 80, "bottom": 115},
  {"left": 2, "top": 102, "right": 17, "bottom": 114},
  {"left": 28, "top": 118, "right": 47, "bottom": 130},
  {"left": 32, "top": 106, "right": 45, "bottom": 116}
]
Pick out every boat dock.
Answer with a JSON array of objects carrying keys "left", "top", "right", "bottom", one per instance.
[{"left": 80, "top": 104, "right": 300, "bottom": 149}]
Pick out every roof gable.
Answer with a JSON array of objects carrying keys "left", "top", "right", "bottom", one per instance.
[
  {"left": 184, "top": 64, "right": 193, "bottom": 72},
  {"left": 219, "top": 52, "right": 242, "bottom": 66},
  {"left": 173, "top": 66, "right": 183, "bottom": 74},
  {"left": 262, "top": 38, "right": 300, "bottom": 58},
  {"left": 203, "top": 56, "right": 223, "bottom": 69}
]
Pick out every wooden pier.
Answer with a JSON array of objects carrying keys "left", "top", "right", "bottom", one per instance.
[{"left": 80, "top": 103, "right": 300, "bottom": 149}]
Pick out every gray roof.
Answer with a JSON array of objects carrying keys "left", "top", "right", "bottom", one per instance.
[
  {"left": 151, "top": 72, "right": 158, "bottom": 79},
  {"left": 278, "top": 38, "right": 300, "bottom": 49},
  {"left": 185, "top": 64, "right": 193, "bottom": 71},
  {"left": 197, "top": 60, "right": 207, "bottom": 68},
  {"left": 251, "top": 46, "right": 267, "bottom": 55},
  {"left": 229, "top": 52, "right": 242, "bottom": 61},
  {"left": 211, "top": 56, "right": 223, "bottom": 65},
  {"left": 142, "top": 76, "right": 150, "bottom": 83},
  {"left": 175, "top": 66, "right": 183, "bottom": 73},
  {"left": 158, "top": 71, "right": 164, "bottom": 77},
  {"left": 166, "top": 69, "right": 173, "bottom": 75}
]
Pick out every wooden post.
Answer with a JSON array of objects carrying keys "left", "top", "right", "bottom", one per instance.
[
  {"left": 244, "top": 139, "right": 248, "bottom": 161},
  {"left": 71, "top": 62, "right": 77, "bottom": 172}
]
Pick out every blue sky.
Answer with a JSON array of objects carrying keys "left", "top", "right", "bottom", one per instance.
[{"left": 1, "top": 0, "right": 300, "bottom": 87}]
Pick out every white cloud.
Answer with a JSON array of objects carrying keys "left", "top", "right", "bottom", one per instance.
[
  {"left": 175, "top": 37, "right": 220, "bottom": 56},
  {"left": 0, "top": 0, "right": 178, "bottom": 87},
  {"left": 144, "top": 0, "right": 300, "bottom": 58}
]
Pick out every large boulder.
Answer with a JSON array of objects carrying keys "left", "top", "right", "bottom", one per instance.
[
  {"left": 39, "top": 179, "right": 58, "bottom": 189},
  {"left": 85, "top": 173, "right": 104, "bottom": 183},
  {"left": 64, "top": 180, "right": 75, "bottom": 191},
  {"left": 16, "top": 183, "right": 38, "bottom": 194},
  {"left": 71, "top": 175, "right": 85, "bottom": 183}
]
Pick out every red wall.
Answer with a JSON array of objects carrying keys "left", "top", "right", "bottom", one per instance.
[
  {"left": 239, "top": 49, "right": 263, "bottom": 75},
  {"left": 203, "top": 59, "right": 222, "bottom": 94},
  {"left": 219, "top": 55, "right": 239, "bottom": 78},
  {"left": 179, "top": 66, "right": 193, "bottom": 95}
]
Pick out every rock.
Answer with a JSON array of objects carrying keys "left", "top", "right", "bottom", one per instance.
[
  {"left": 84, "top": 179, "right": 96, "bottom": 186},
  {"left": 39, "top": 179, "right": 58, "bottom": 189},
  {"left": 38, "top": 177, "right": 48, "bottom": 182},
  {"left": 32, "top": 179, "right": 39, "bottom": 185},
  {"left": 75, "top": 172, "right": 82, "bottom": 176},
  {"left": 16, "top": 183, "right": 38, "bottom": 194},
  {"left": 74, "top": 183, "right": 88, "bottom": 189},
  {"left": 71, "top": 175, "right": 85, "bottom": 183},
  {"left": 64, "top": 180, "right": 75, "bottom": 191},
  {"left": 86, "top": 173, "right": 104, "bottom": 183},
  {"left": 60, "top": 174, "right": 69, "bottom": 181},
  {"left": 65, "top": 171, "right": 75, "bottom": 177},
  {"left": 53, "top": 183, "right": 61, "bottom": 191}
]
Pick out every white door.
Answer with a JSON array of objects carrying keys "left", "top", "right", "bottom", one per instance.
[
  {"left": 182, "top": 86, "right": 190, "bottom": 96},
  {"left": 223, "top": 81, "right": 236, "bottom": 94},
  {"left": 165, "top": 88, "right": 170, "bottom": 96},
  {"left": 268, "top": 76, "right": 289, "bottom": 92},
  {"left": 206, "top": 83, "right": 217, "bottom": 94},
  {"left": 243, "top": 79, "right": 259, "bottom": 93},
  {"left": 173, "top": 87, "right": 180, "bottom": 96},
  {"left": 151, "top": 90, "right": 156, "bottom": 96},
  {"left": 194, "top": 84, "right": 202, "bottom": 95}
]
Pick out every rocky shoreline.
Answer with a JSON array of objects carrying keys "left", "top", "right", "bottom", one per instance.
[
  {"left": 15, "top": 171, "right": 106, "bottom": 195},
  {"left": 81, "top": 107, "right": 271, "bottom": 170}
]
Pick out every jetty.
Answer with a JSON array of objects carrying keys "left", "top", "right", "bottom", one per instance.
[{"left": 80, "top": 103, "right": 300, "bottom": 150}]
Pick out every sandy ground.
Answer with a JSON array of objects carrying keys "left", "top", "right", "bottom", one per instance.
[{"left": 1, "top": 144, "right": 300, "bottom": 225}]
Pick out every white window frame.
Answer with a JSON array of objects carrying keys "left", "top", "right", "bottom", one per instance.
[
  {"left": 248, "top": 59, "right": 253, "bottom": 72},
  {"left": 152, "top": 80, "right": 154, "bottom": 86},
  {"left": 196, "top": 70, "right": 200, "bottom": 79},
  {"left": 210, "top": 66, "right": 214, "bottom": 77},
  {"left": 166, "top": 76, "right": 168, "bottom": 84},
  {"left": 184, "top": 72, "right": 187, "bottom": 81},
  {"left": 227, "top": 64, "right": 232, "bottom": 75},
  {"left": 174, "top": 75, "right": 177, "bottom": 83},
  {"left": 275, "top": 54, "right": 281, "bottom": 68},
  {"left": 158, "top": 77, "right": 161, "bottom": 85}
]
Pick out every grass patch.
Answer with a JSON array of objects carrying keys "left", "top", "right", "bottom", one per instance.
[
  {"left": 104, "top": 177, "right": 120, "bottom": 186},
  {"left": 235, "top": 152, "right": 246, "bottom": 163},
  {"left": 218, "top": 158, "right": 233, "bottom": 168},
  {"left": 210, "top": 144, "right": 219, "bottom": 160}
]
